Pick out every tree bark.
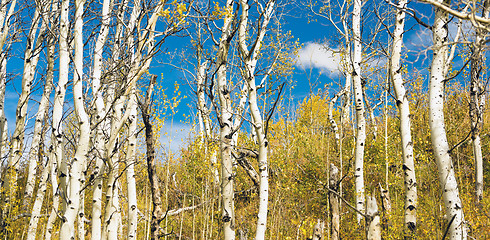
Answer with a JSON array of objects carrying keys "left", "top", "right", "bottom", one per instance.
[
  {"left": 216, "top": 0, "right": 236, "bottom": 239},
  {"left": 352, "top": 0, "right": 366, "bottom": 224},
  {"left": 389, "top": 0, "right": 417, "bottom": 235},
  {"left": 329, "top": 164, "right": 340, "bottom": 240},
  {"left": 140, "top": 76, "right": 167, "bottom": 240},
  {"left": 366, "top": 194, "right": 381, "bottom": 240},
  {"left": 469, "top": 0, "right": 489, "bottom": 202},
  {"left": 429, "top": 1, "right": 467, "bottom": 238},
  {"left": 59, "top": 0, "right": 90, "bottom": 239}
]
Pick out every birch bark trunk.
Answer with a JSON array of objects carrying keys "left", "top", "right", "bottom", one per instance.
[
  {"left": 352, "top": 0, "right": 366, "bottom": 224},
  {"left": 23, "top": 0, "right": 53, "bottom": 206},
  {"left": 126, "top": 92, "right": 138, "bottom": 240},
  {"left": 4, "top": 0, "right": 43, "bottom": 214},
  {"left": 237, "top": 0, "right": 275, "bottom": 238},
  {"left": 45, "top": 0, "right": 69, "bottom": 236},
  {"left": 389, "top": 0, "right": 417, "bottom": 235},
  {"left": 0, "top": 0, "right": 16, "bottom": 169},
  {"left": 90, "top": 0, "right": 113, "bottom": 237},
  {"left": 216, "top": 0, "right": 236, "bottom": 239},
  {"left": 429, "top": 0, "right": 467, "bottom": 238},
  {"left": 25, "top": 2, "right": 57, "bottom": 237},
  {"left": 60, "top": 0, "right": 90, "bottom": 238},
  {"left": 329, "top": 164, "right": 340, "bottom": 240}
]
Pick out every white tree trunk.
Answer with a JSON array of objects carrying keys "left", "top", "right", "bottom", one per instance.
[
  {"left": 4, "top": 0, "right": 43, "bottom": 212},
  {"left": 352, "top": 0, "right": 365, "bottom": 224},
  {"left": 0, "top": 0, "right": 16, "bottom": 166},
  {"left": 329, "top": 164, "right": 340, "bottom": 240},
  {"left": 90, "top": 0, "right": 113, "bottom": 237},
  {"left": 366, "top": 194, "right": 381, "bottom": 240},
  {"left": 126, "top": 92, "right": 138, "bottom": 240},
  {"left": 429, "top": 1, "right": 467, "bottom": 238},
  {"left": 25, "top": 2, "right": 57, "bottom": 236},
  {"left": 390, "top": 0, "right": 417, "bottom": 235},
  {"left": 60, "top": 0, "right": 90, "bottom": 238},
  {"left": 216, "top": 0, "right": 236, "bottom": 239},
  {"left": 23, "top": 0, "right": 52, "bottom": 205},
  {"left": 237, "top": 0, "right": 275, "bottom": 238}
]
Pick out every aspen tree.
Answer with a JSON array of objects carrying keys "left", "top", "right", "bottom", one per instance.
[
  {"left": 59, "top": 0, "right": 90, "bottom": 238},
  {"left": 352, "top": 0, "right": 366, "bottom": 224},
  {"left": 25, "top": 2, "right": 58, "bottom": 238},
  {"left": 469, "top": 0, "right": 490, "bottom": 202},
  {"left": 237, "top": 0, "right": 275, "bottom": 238},
  {"left": 23, "top": 0, "right": 54, "bottom": 206},
  {"left": 90, "top": 0, "right": 115, "bottom": 238},
  {"left": 0, "top": 0, "right": 16, "bottom": 165},
  {"left": 429, "top": 0, "right": 467, "bottom": 238},
  {"left": 329, "top": 164, "right": 340, "bottom": 240},
  {"left": 126, "top": 91, "right": 138, "bottom": 240},
  {"left": 389, "top": 0, "right": 417, "bottom": 235},
  {"left": 4, "top": 0, "right": 45, "bottom": 212},
  {"left": 215, "top": 0, "right": 237, "bottom": 238},
  {"left": 45, "top": 0, "right": 69, "bottom": 236}
]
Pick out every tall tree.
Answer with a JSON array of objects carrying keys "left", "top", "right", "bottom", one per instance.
[
  {"left": 428, "top": 0, "right": 467, "bottom": 238},
  {"left": 237, "top": 0, "right": 276, "bottom": 238},
  {"left": 352, "top": 0, "right": 366, "bottom": 223},
  {"left": 215, "top": 0, "right": 237, "bottom": 238},
  {"left": 389, "top": 0, "right": 417, "bottom": 236}
]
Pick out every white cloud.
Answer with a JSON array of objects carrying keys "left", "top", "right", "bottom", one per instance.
[
  {"left": 160, "top": 122, "right": 193, "bottom": 155},
  {"left": 295, "top": 42, "right": 341, "bottom": 75}
]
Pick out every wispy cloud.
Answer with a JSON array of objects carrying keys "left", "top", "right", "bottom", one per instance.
[
  {"left": 295, "top": 42, "right": 341, "bottom": 75},
  {"left": 160, "top": 122, "right": 193, "bottom": 155}
]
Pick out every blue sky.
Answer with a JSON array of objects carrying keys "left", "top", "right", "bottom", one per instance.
[{"left": 3, "top": 1, "right": 470, "bottom": 153}]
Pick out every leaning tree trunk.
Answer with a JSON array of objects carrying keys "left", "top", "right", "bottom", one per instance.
[
  {"left": 140, "top": 76, "right": 167, "bottom": 240},
  {"left": 25, "top": 2, "right": 57, "bottom": 237},
  {"left": 352, "top": 0, "right": 365, "bottom": 224},
  {"left": 389, "top": 0, "right": 417, "bottom": 235},
  {"left": 23, "top": 0, "right": 53, "bottom": 206},
  {"left": 429, "top": 1, "right": 467, "bottom": 239},
  {"left": 4, "top": 0, "right": 43, "bottom": 217}
]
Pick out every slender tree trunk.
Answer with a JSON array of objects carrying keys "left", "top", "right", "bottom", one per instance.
[
  {"left": 140, "top": 76, "right": 167, "bottom": 240},
  {"left": 127, "top": 92, "right": 138, "bottom": 240},
  {"left": 237, "top": 0, "right": 275, "bottom": 238},
  {"left": 60, "top": 0, "right": 90, "bottom": 238},
  {"left": 216, "top": 0, "right": 236, "bottom": 239},
  {"left": 429, "top": 1, "right": 467, "bottom": 238},
  {"left": 25, "top": 2, "right": 57, "bottom": 236},
  {"left": 90, "top": 0, "right": 113, "bottom": 237},
  {"left": 4, "top": 0, "right": 44, "bottom": 217},
  {"left": 329, "top": 164, "right": 340, "bottom": 240},
  {"left": 352, "top": 0, "right": 365, "bottom": 224},
  {"left": 389, "top": 0, "right": 417, "bottom": 235},
  {"left": 0, "top": 0, "right": 16, "bottom": 175},
  {"left": 23, "top": 0, "right": 53, "bottom": 204},
  {"left": 470, "top": 0, "right": 489, "bottom": 202}
]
